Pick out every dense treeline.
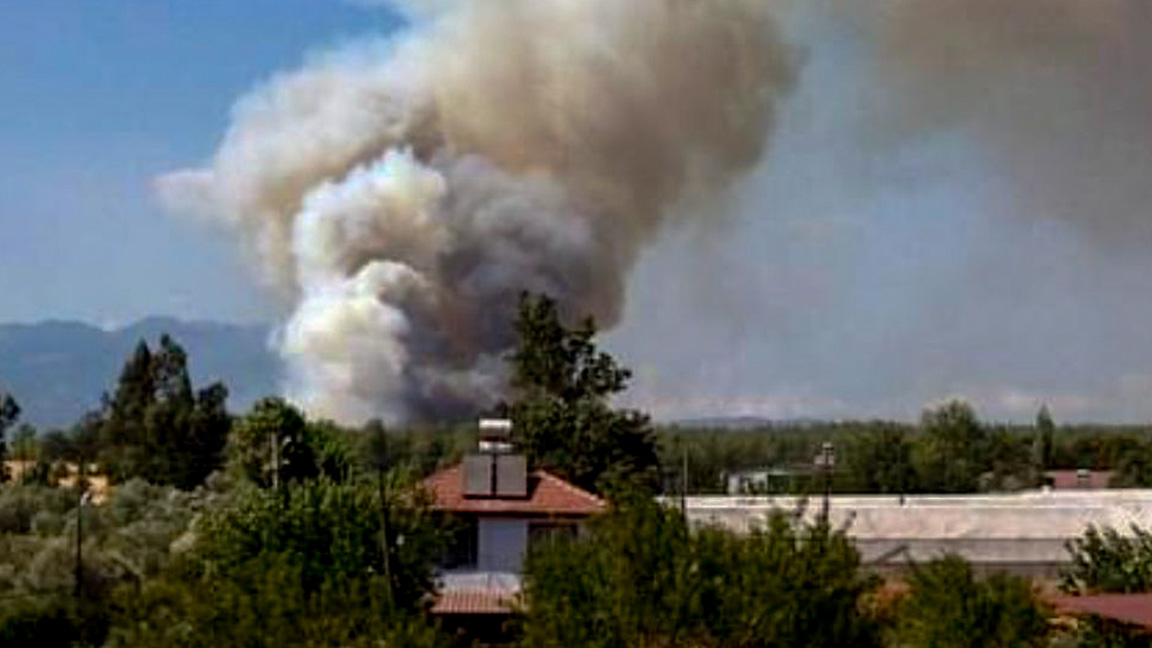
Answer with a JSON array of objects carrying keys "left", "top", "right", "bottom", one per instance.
[
  {"left": 9, "top": 335, "right": 1152, "bottom": 500},
  {"left": 661, "top": 403, "right": 1152, "bottom": 495},
  {"left": 3, "top": 293, "right": 1152, "bottom": 645}
]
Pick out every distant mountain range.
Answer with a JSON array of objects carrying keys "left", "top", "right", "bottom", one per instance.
[
  {"left": 0, "top": 318, "right": 848, "bottom": 430},
  {"left": 0, "top": 317, "right": 280, "bottom": 429}
]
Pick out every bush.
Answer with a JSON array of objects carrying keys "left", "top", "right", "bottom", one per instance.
[
  {"left": 0, "top": 485, "right": 75, "bottom": 534},
  {"left": 103, "top": 475, "right": 448, "bottom": 648},
  {"left": 105, "top": 554, "right": 445, "bottom": 648},
  {"left": 1061, "top": 525, "right": 1152, "bottom": 647},
  {"left": 1063, "top": 524, "right": 1152, "bottom": 595},
  {"left": 520, "top": 497, "right": 881, "bottom": 648},
  {"left": 0, "top": 593, "right": 111, "bottom": 648},
  {"left": 892, "top": 555, "right": 1050, "bottom": 648}
]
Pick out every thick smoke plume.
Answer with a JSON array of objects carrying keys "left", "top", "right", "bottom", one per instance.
[
  {"left": 159, "top": 0, "right": 795, "bottom": 423},
  {"left": 608, "top": 0, "right": 1152, "bottom": 424}
]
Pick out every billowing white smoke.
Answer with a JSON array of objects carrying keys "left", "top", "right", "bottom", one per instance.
[{"left": 158, "top": 0, "right": 796, "bottom": 423}]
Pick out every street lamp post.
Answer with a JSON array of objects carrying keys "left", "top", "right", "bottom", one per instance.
[{"left": 814, "top": 441, "right": 835, "bottom": 523}]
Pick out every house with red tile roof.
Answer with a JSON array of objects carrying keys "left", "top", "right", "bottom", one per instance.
[{"left": 423, "top": 420, "right": 606, "bottom": 641}]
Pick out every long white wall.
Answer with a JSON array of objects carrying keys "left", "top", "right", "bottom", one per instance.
[{"left": 683, "top": 490, "right": 1152, "bottom": 574}]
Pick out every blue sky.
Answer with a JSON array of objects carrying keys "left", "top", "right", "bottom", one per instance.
[
  {"left": 0, "top": 1, "right": 401, "bottom": 326},
  {"left": 4, "top": 1, "right": 1152, "bottom": 422}
]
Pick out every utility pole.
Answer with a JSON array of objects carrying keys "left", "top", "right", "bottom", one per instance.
[
  {"left": 376, "top": 424, "right": 394, "bottom": 602},
  {"left": 814, "top": 441, "right": 835, "bottom": 524},
  {"left": 74, "top": 464, "right": 90, "bottom": 599},
  {"left": 680, "top": 443, "right": 688, "bottom": 520},
  {"left": 898, "top": 438, "right": 906, "bottom": 506}
]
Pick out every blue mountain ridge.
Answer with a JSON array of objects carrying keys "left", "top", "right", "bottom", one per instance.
[{"left": 0, "top": 317, "right": 280, "bottom": 429}]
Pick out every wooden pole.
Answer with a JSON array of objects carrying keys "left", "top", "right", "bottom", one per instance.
[{"left": 74, "top": 463, "right": 86, "bottom": 599}]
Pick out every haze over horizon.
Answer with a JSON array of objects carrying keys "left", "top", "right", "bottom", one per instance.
[{"left": 5, "top": 0, "right": 1152, "bottom": 423}]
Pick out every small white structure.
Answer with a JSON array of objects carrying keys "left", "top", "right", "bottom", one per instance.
[{"left": 726, "top": 467, "right": 809, "bottom": 495}]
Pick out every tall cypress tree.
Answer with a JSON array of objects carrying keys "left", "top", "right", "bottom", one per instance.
[{"left": 94, "top": 335, "right": 230, "bottom": 488}]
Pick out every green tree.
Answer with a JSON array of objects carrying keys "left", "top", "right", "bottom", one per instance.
[
  {"left": 1034, "top": 404, "right": 1055, "bottom": 470},
  {"left": 916, "top": 400, "right": 988, "bottom": 493},
  {"left": 0, "top": 461, "right": 445, "bottom": 648},
  {"left": 227, "top": 397, "right": 317, "bottom": 489},
  {"left": 520, "top": 498, "right": 881, "bottom": 648},
  {"left": 508, "top": 293, "right": 659, "bottom": 494},
  {"left": 1111, "top": 442, "right": 1152, "bottom": 488},
  {"left": 107, "top": 562, "right": 445, "bottom": 648},
  {"left": 193, "top": 477, "right": 442, "bottom": 602},
  {"left": 981, "top": 426, "right": 1035, "bottom": 492},
  {"left": 840, "top": 422, "right": 918, "bottom": 495},
  {"left": 307, "top": 419, "right": 357, "bottom": 483},
  {"left": 893, "top": 555, "right": 1050, "bottom": 648},
  {"left": 0, "top": 479, "right": 204, "bottom": 647},
  {"left": 106, "top": 476, "right": 447, "bottom": 647},
  {"left": 0, "top": 391, "right": 20, "bottom": 482},
  {"left": 95, "top": 335, "right": 230, "bottom": 488},
  {"left": 1023, "top": 405, "right": 1057, "bottom": 488}
]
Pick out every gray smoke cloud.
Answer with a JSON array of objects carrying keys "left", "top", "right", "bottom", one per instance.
[
  {"left": 610, "top": 0, "right": 1152, "bottom": 423},
  {"left": 158, "top": 0, "right": 796, "bottom": 423}
]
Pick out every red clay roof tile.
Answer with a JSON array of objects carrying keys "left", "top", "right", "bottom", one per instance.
[
  {"left": 1052, "top": 594, "right": 1152, "bottom": 629},
  {"left": 430, "top": 588, "right": 515, "bottom": 615},
  {"left": 423, "top": 463, "right": 607, "bottom": 516}
]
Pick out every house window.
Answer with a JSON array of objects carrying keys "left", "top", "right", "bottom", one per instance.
[
  {"left": 528, "top": 522, "right": 577, "bottom": 551},
  {"left": 444, "top": 517, "right": 478, "bottom": 568}
]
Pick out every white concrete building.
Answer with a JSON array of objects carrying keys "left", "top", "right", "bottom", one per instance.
[{"left": 684, "top": 489, "right": 1152, "bottom": 577}]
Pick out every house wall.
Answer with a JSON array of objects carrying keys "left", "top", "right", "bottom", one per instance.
[{"left": 477, "top": 518, "right": 528, "bottom": 572}]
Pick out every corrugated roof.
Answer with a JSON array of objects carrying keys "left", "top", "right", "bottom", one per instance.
[
  {"left": 682, "top": 491, "right": 1152, "bottom": 569},
  {"left": 424, "top": 464, "right": 607, "bottom": 516},
  {"left": 682, "top": 491, "right": 1152, "bottom": 540},
  {"left": 1052, "top": 594, "right": 1152, "bottom": 629},
  {"left": 430, "top": 588, "right": 515, "bottom": 615}
]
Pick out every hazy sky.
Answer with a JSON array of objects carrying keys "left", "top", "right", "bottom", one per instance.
[{"left": 4, "top": 1, "right": 1152, "bottom": 422}]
